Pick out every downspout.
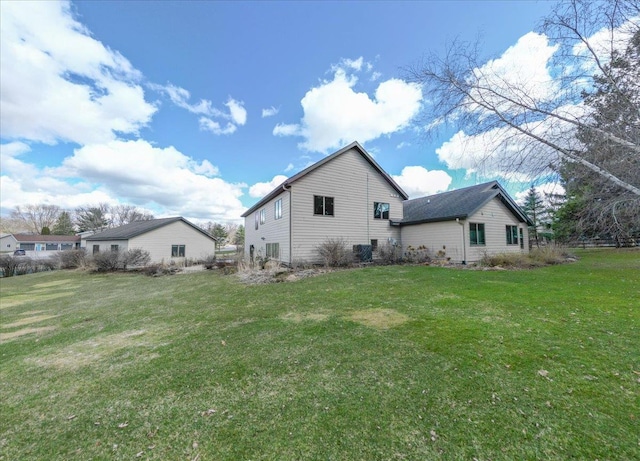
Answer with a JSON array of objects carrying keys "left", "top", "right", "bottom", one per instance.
[
  {"left": 457, "top": 218, "right": 466, "bottom": 264},
  {"left": 283, "top": 183, "right": 292, "bottom": 266},
  {"left": 366, "top": 173, "right": 370, "bottom": 243}
]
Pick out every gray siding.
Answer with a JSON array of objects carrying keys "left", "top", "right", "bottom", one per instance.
[
  {"left": 401, "top": 198, "right": 529, "bottom": 263},
  {"left": 87, "top": 240, "right": 129, "bottom": 255},
  {"left": 129, "top": 220, "right": 215, "bottom": 263},
  {"left": 401, "top": 221, "right": 465, "bottom": 262},
  {"left": 290, "top": 148, "right": 403, "bottom": 263},
  {"left": 465, "top": 199, "right": 529, "bottom": 262},
  {"left": 244, "top": 190, "right": 291, "bottom": 263}
]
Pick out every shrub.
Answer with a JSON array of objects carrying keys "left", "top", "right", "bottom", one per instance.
[
  {"left": 92, "top": 248, "right": 151, "bottom": 272},
  {"left": 55, "top": 249, "right": 87, "bottom": 269},
  {"left": 121, "top": 248, "right": 151, "bottom": 269},
  {"left": 404, "top": 245, "right": 431, "bottom": 264},
  {"left": 479, "top": 246, "right": 575, "bottom": 269},
  {"left": 315, "top": 238, "right": 352, "bottom": 267},
  {"left": 377, "top": 242, "right": 402, "bottom": 264},
  {"left": 0, "top": 255, "right": 32, "bottom": 277}
]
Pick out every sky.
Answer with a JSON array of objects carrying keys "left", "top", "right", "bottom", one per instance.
[{"left": 1, "top": 0, "right": 560, "bottom": 224}]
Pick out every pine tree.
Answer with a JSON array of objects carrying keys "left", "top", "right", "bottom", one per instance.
[
  {"left": 52, "top": 211, "right": 75, "bottom": 235},
  {"left": 521, "top": 186, "right": 546, "bottom": 247}
]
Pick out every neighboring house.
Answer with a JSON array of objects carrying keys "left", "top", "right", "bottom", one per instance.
[
  {"left": 84, "top": 217, "right": 216, "bottom": 263},
  {"left": 242, "top": 141, "right": 408, "bottom": 265},
  {"left": 0, "top": 233, "right": 18, "bottom": 253},
  {"left": 242, "top": 142, "right": 532, "bottom": 265},
  {"left": 396, "top": 181, "right": 533, "bottom": 263},
  {"left": 3, "top": 234, "right": 81, "bottom": 252}
]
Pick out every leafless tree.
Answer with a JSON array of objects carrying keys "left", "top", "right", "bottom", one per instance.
[
  {"left": 110, "top": 204, "right": 154, "bottom": 227},
  {"left": 408, "top": 0, "right": 640, "bottom": 196},
  {"left": 10, "top": 204, "right": 61, "bottom": 234}
]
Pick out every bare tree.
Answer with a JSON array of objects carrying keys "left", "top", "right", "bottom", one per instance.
[
  {"left": 75, "top": 203, "right": 111, "bottom": 233},
  {"left": 10, "top": 204, "right": 61, "bottom": 234},
  {"left": 110, "top": 204, "right": 154, "bottom": 227},
  {"left": 408, "top": 0, "right": 640, "bottom": 196}
]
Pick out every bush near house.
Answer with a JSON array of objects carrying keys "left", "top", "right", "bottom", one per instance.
[
  {"left": 315, "top": 237, "right": 353, "bottom": 267},
  {"left": 93, "top": 248, "right": 151, "bottom": 272}
]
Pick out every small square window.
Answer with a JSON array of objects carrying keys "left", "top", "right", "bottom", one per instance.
[
  {"left": 373, "top": 202, "right": 389, "bottom": 219},
  {"left": 171, "top": 244, "right": 185, "bottom": 257},
  {"left": 314, "top": 195, "right": 334, "bottom": 216}
]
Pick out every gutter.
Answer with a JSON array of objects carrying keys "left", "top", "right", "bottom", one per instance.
[{"left": 456, "top": 217, "right": 466, "bottom": 264}]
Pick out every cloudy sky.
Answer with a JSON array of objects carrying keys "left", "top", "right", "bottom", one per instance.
[{"left": 1, "top": 0, "right": 559, "bottom": 223}]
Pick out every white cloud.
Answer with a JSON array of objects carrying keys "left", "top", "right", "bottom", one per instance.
[
  {"left": 199, "top": 117, "right": 238, "bottom": 135},
  {"left": 0, "top": 0, "right": 156, "bottom": 145},
  {"left": 392, "top": 166, "right": 452, "bottom": 199},
  {"left": 515, "top": 181, "right": 565, "bottom": 206},
  {"left": 284, "top": 163, "right": 294, "bottom": 172},
  {"left": 249, "top": 175, "right": 288, "bottom": 198},
  {"left": 274, "top": 61, "right": 422, "bottom": 153},
  {"left": 226, "top": 98, "right": 247, "bottom": 126},
  {"left": 262, "top": 106, "right": 279, "bottom": 118}
]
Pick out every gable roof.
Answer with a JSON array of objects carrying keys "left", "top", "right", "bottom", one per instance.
[
  {"left": 85, "top": 217, "right": 216, "bottom": 241},
  {"left": 241, "top": 141, "right": 408, "bottom": 217},
  {"left": 399, "top": 181, "right": 533, "bottom": 226}
]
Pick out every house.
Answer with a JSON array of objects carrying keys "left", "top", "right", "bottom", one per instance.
[
  {"left": 242, "top": 142, "right": 532, "bottom": 265},
  {"left": 1, "top": 234, "right": 81, "bottom": 253},
  {"left": 396, "top": 181, "right": 533, "bottom": 263},
  {"left": 84, "top": 217, "right": 216, "bottom": 263},
  {"left": 242, "top": 141, "right": 408, "bottom": 265}
]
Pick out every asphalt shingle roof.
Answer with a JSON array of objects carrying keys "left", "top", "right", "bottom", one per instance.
[
  {"left": 400, "top": 181, "right": 531, "bottom": 225},
  {"left": 85, "top": 217, "right": 215, "bottom": 241}
]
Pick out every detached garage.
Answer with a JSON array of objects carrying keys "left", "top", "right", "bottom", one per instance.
[{"left": 84, "top": 217, "right": 216, "bottom": 263}]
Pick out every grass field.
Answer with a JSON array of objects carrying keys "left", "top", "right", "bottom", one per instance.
[{"left": 1, "top": 249, "right": 638, "bottom": 460}]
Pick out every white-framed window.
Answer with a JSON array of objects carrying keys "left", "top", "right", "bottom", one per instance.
[
  {"left": 255, "top": 212, "right": 259, "bottom": 230},
  {"left": 469, "top": 223, "right": 486, "bottom": 246},
  {"left": 260, "top": 209, "right": 266, "bottom": 224},
  {"left": 266, "top": 242, "right": 279, "bottom": 259},
  {"left": 314, "top": 195, "right": 334, "bottom": 216},
  {"left": 93, "top": 245, "right": 100, "bottom": 255},
  {"left": 111, "top": 244, "right": 119, "bottom": 252},
  {"left": 373, "top": 202, "right": 390, "bottom": 219},
  {"left": 171, "top": 245, "right": 185, "bottom": 257},
  {"left": 274, "top": 199, "right": 282, "bottom": 220},
  {"left": 506, "top": 225, "right": 519, "bottom": 245}
]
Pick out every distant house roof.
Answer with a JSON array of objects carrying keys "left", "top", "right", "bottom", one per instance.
[
  {"left": 398, "top": 181, "right": 533, "bottom": 226},
  {"left": 85, "top": 217, "right": 216, "bottom": 241},
  {"left": 241, "top": 141, "right": 408, "bottom": 217},
  {"left": 14, "top": 234, "right": 81, "bottom": 243}
]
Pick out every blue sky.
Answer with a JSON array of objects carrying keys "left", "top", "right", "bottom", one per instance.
[{"left": 1, "top": 0, "right": 556, "bottom": 224}]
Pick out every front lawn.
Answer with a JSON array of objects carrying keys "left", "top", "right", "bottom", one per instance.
[{"left": 1, "top": 249, "right": 638, "bottom": 460}]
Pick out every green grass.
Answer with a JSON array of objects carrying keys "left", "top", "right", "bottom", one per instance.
[{"left": 1, "top": 249, "right": 638, "bottom": 460}]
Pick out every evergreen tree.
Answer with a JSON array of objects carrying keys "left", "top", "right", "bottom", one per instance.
[
  {"left": 211, "top": 223, "right": 228, "bottom": 250},
  {"left": 40, "top": 226, "right": 51, "bottom": 235},
  {"left": 521, "top": 186, "right": 546, "bottom": 247},
  {"left": 52, "top": 211, "right": 75, "bottom": 235},
  {"left": 234, "top": 225, "right": 245, "bottom": 247}
]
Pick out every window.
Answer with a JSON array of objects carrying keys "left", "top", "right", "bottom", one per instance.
[
  {"left": 469, "top": 223, "right": 485, "bottom": 245},
  {"left": 274, "top": 199, "right": 282, "bottom": 220},
  {"left": 171, "top": 245, "right": 185, "bottom": 257},
  {"left": 46, "top": 243, "right": 58, "bottom": 250},
  {"left": 93, "top": 245, "right": 100, "bottom": 255},
  {"left": 260, "top": 209, "right": 266, "bottom": 224},
  {"left": 373, "top": 202, "right": 390, "bottom": 219},
  {"left": 371, "top": 239, "right": 378, "bottom": 251},
  {"left": 255, "top": 212, "right": 259, "bottom": 230},
  {"left": 314, "top": 195, "right": 334, "bottom": 216},
  {"left": 506, "top": 225, "right": 519, "bottom": 245},
  {"left": 111, "top": 244, "right": 119, "bottom": 252},
  {"left": 266, "top": 242, "right": 279, "bottom": 259},
  {"left": 520, "top": 228, "right": 524, "bottom": 249}
]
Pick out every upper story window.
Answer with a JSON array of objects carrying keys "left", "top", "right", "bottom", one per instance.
[
  {"left": 259, "top": 209, "right": 266, "bottom": 224},
  {"left": 506, "top": 225, "right": 519, "bottom": 245},
  {"left": 469, "top": 223, "right": 485, "bottom": 246},
  {"left": 314, "top": 195, "right": 334, "bottom": 216},
  {"left": 274, "top": 199, "right": 282, "bottom": 220},
  {"left": 373, "top": 202, "right": 390, "bottom": 219},
  {"left": 254, "top": 212, "right": 259, "bottom": 230}
]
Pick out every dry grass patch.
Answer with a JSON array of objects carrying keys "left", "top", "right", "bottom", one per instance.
[
  {"left": 0, "top": 292, "right": 73, "bottom": 309},
  {"left": 0, "top": 326, "right": 57, "bottom": 342},
  {"left": 281, "top": 311, "right": 330, "bottom": 323},
  {"left": 32, "top": 280, "right": 73, "bottom": 288},
  {"left": 2, "top": 314, "right": 59, "bottom": 329},
  {"left": 348, "top": 308, "right": 409, "bottom": 330},
  {"left": 29, "top": 329, "right": 165, "bottom": 370}
]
